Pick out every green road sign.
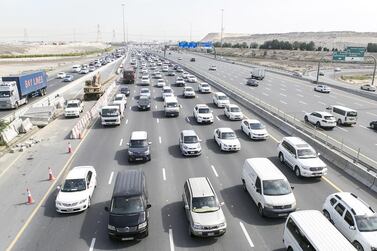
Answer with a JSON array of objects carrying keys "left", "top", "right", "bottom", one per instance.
[
  {"left": 346, "top": 47, "right": 365, "bottom": 57},
  {"left": 333, "top": 51, "right": 347, "bottom": 61},
  {"left": 333, "top": 47, "right": 366, "bottom": 61}
]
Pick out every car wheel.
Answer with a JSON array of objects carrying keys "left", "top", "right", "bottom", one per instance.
[
  {"left": 258, "top": 204, "right": 264, "bottom": 217},
  {"left": 189, "top": 226, "right": 194, "bottom": 238},
  {"left": 337, "top": 119, "right": 342, "bottom": 126},
  {"left": 279, "top": 153, "right": 285, "bottom": 164},
  {"left": 128, "top": 157, "right": 132, "bottom": 163},
  {"left": 323, "top": 210, "right": 332, "bottom": 223},
  {"left": 295, "top": 167, "right": 301, "bottom": 177},
  {"left": 242, "top": 180, "right": 247, "bottom": 191},
  {"left": 316, "top": 121, "right": 320, "bottom": 127},
  {"left": 304, "top": 116, "right": 308, "bottom": 122},
  {"left": 249, "top": 132, "right": 252, "bottom": 139},
  {"left": 287, "top": 247, "right": 293, "bottom": 251},
  {"left": 87, "top": 197, "right": 91, "bottom": 208},
  {"left": 353, "top": 241, "right": 364, "bottom": 251}
]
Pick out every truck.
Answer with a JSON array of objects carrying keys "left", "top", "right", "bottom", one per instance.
[
  {"left": 122, "top": 69, "right": 135, "bottom": 84},
  {"left": 83, "top": 72, "right": 103, "bottom": 101},
  {"left": 0, "top": 71, "right": 48, "bottom": 109},
  {"left": 251, "top": 68, "right": 265, "bottom": 80},
  {"left": 100, "top": 104, "right": 123, "bottom": 126}
]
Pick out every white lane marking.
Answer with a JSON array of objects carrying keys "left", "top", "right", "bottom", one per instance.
[
  {"left": 359, "top": 125, "right": 368, "bottom": 129},
  {"left": 155, "top": 105, "right": 158, "bottom": 109},
  {"left": 129, "top": 106, "right": 132, "bottom": 110},
  {"left": 239, "top": 222, "right": 254, "bottom": 248},
  {"left": 366, "top": 112, "right": 377, "bottom": 117},
  {"left": 262, "top": 92, "right": 269, "bottom": 96},
  {"left": 296, "top": 88, "right": 302, "bottom": 92},
  {"left": 299, "top": 101, "right": 307, "bottom": 105},
  {"left": 108, "top": 172, "right": 114, "bottom": 185},
  {"left": 280, "top": 100, "right": 287, "bottom": 105},
  {"left": 134, "top": 90, "right": 136, "bottom": 93},
  {"left": 157, "top": 118, "right": 160, "bottom": 124},
  {"left": 280, "top": 88, "right": 287, "bottom": 92},
  {"left": 119, "top": 138, "right": 123, "bottom": 146},
  {"left": 186, "top": 117, "right": 190, "bottom": 123},
  {"left": 169, "top": 229, "right": 175, "bottom": 251},
  {"left": 281, "top": 80, "right": 286, "bottom": 83},
  {"left": 296, "top": 94, "right": 304, "bottom": 98},
  {"left": 211, "top": 165, "right": 219, "bottom": 177},
  {"left": 89, "top": 238, "right": 96, "bottom": 251},
  {"left": 216, "top": 116, "right": 220, "bottom": 121},
  {"left": 125, "top": 119, "right": 128, "bottom": 124},
  {"left": 318, "top": 101, "right": 326, "bottom": 105},
  {"left": 239, "top": 82, "right": 243, "bottom": 85},
  {"left": 265, "top": 87, "right": 271, "bottom": 91},
  {"left": 280, "top": 93, "right": 287, "bottom": 97},
  {"left": 337, "top": 127, "right": 349, "bottom": 132},
  {"left": 302, "top": 110, "right": 308, "bottom": 113},
  {"left": 159, "top": 136, "right": 162, "bottom": 144},
  {"left": 162, "top": 168, "right": 166, "bottom": 181}
]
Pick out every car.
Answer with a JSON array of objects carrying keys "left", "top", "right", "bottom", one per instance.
[
  {"left": 176, "top": 67, "right": 183, "bottom": 73},
  {"left": 89, "top": 66, "right": 96, "bottom": 72},
  {"left": 80, "top": 68, "right": 89, "bottom": 74},
  {"left": 213, "top": 92, "right": 230, "bottom": 108},
  {"left": 167, "top": 70, "right": 176, "bottom": 76},
  {"left": 120, "top": 86, "right": 130, "bottom": 96},
  {"left": 64, "top": 99, "right": 83, "bottom": 118},
  {"left": 322, "top": 192, "right": 377, "bottom": 251},
  {"left": 137, "top": 95, "right": 151, "bottom": 110},
  {"left": 162, "top": 66, "right": 169, "bottom": 72},
  {"left": 179, "top": 130, "right": 202, "bottom": 156},
  {"left": 292, "top": 71, "right": 303, "bottom": 77},
  {"left": 139, "top": 88, "right": 151, "bottom": 98},
  {"left": 370, "top": 121, "right": 377, "bottom": 130},
  {"left": 141, "top": 75, "right": 150, "bottom": 85},
  {"left": 224, "top": 104, "right": 243, "bottom": 120},
  {"left": 113, "top": 93, "right": 127, "bottom": 108},
  {"left": 156, "top": 79, "right": 166, "bottom": 87},
  {"left": 360, "top": 84, "right": 376, "bottom": 92},
  {"left": 175, "top": 77, "right": 185, "bottom": 87},
  {"left": 314, "top": 84, "right": 331, "bottom": 93},
  {"left": 246, "top": 79, "right": 259, "bottom": 86},
  {"left": 161, "top": 86, "right": 174, "bottom": 100},
  {"left": 334, "top": 67, "right": 341, "bottom": 72},
  {"left": 57, "top": 72, "right": 66, "bottom": 79},
  {"left": 141, "top": 69, "right": 148, "bottom": 75},
  {"left": 319, "top": 71, "right": 325, "bottom": 76},
  {"left": 241, "top": 119, "right": 269, "bottom": 140},
  {"left": 277, "top": 137, "right": 327, "bottom": 177},
  {"left": 63, "top": 75, "right": 74, "bottom": 82},
  {"left": 182, "top": 86, "right": 196, "bottom": 98},
  {"left": 213, "top": 128, "right": 241, "bottom": 151},
  {"left": 197, "top": 83, "right": 211, "bottom": 93},
  {"left": 55, "top": 166, "right": 97, "bottom": 213},
  {"left": 178, "top": 57, "right": 182, "bottom": 60},
  {"left": 95, "top": 62, "right": 102, "bottom": 67},
  {"left": 155, "top": 72, "right": 163, "bottom": 79},
  {"left": 182, "top": 72, "right": 190, "bottom": 79},
  {"left": 209, "top": 65, "right": 217, "bottom": 71},
  {"left": 186, "top": 75, "right": 197, "bottom": 83},
  {"left": 193, "top": 104, "right": 214, "bottom": 124},
  {"left": 190, "top": 58, "right": 196, "bottom": 62},
  {"left": 127, "top": 131, "right": 151, "bottom": 162},
  {"left": 304, "top": 111, "right": 336, "bottom": 128},
  {"left": 182, "top": 177, "right": 227, "bottom": 237}
]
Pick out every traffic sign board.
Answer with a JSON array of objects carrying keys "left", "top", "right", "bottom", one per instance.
[
  {"left": 333, "top": 51, "right": 347, "bottom": 61},
  {"left": 333, "top": 47, "right": 366, "bottom": 62},
  {"left": 346, "top": 47, "right": 365, "bottom": 57}
]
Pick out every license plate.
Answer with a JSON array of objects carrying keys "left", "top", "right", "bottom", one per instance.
[
  {"left": 278, "top": 213, "right": 288, "bottom": 217},
  {"left": 122, "top": 237, "right": 134, "bottom": 241},
  {"left": 136, "top": 158, "right": 143, "bottom": 160},
  {"left": 66, "top": 208, "right": 73, "bottom": 212},
  {"left": 207, "top": 232, "right": 214, "bottom": 236}
]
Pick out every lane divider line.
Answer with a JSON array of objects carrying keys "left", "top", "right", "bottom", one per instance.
[
  {"left": 162, "top": 168, "right": 166, "bottom": 181},
  {"left": 168, "top": 228, "right": 175, "bottom": 251},
  {"left": 125, "top": 119, "right": 128, "bottom": 125},
  {"left": 159, "top": 136, "right": 162, "bottom": 144},
  {"left": 211, "top": 165, "right": 219, "bottom": 177},
  {"left": 216, "top": 116, "right": 220, "bottom": 121},
  {"left": 108, "top": 172, "right": 114, "bottom": 185},
  {"left": 239, "top": 222, "right": 254, "bottom": 248},
  {"left": 322, "top": 176, "right": 343, "bottom": 192},
  {"left": 89, "top": 238, "right": 96, "bottom": 251},
  {"left": 157, "top": 118, "right": 160, "bottom": 124},
  {"left": 119, "top": 138, "right": 123, "bottom": 146}
]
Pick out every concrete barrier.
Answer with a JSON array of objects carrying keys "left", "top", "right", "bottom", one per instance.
[{"left": 19, "top": 118, "right": 33, "bottom": 133}]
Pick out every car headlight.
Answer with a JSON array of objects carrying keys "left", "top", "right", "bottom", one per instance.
[
  {"left": 218, "top": 222, "right": 226, "bottom": 228},
  {"left": 291, "top": 201, "right": 297, "bottom": 209},
  {"left": 108, "top": 224, "right": 116, "bottom": 231},
  {"left": 145, "top": 149, "right": 150, "bottom": 155},
  {"left": 371, "top": 247, "right": 377, "bottom": 251},
  {"left": 193, "top": 223, "right": 203, "bottom": 229},
  {"left": 138, "top": 221, "right": 148, "bottom": 230},
  {"left": 264, "top": 203, "right": 274, "bottom": 208},
  {"left": 183, "top": 145, "right": 188, "bottom": 150},
  {"left": 56, "top": 201, "right": 62, "bottom": 206},
  {"left": 128, "top": 150, "right": 134, "bottom": 155},
  {"left": 301, "top": 165, "right": 310, "bottom": 170},
  {"left": 79, "top": 198, "right": 87, "bottom": 204}
]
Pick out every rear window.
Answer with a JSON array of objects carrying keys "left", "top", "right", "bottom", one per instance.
[{"left": 347, "top": 111, "right": 357, "bottom": 117}]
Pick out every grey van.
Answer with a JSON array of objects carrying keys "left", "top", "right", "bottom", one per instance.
[{"left": 127, "top": 131, "right": 152, "bottom": 162}]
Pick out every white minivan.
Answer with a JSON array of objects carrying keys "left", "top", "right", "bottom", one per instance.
[
  {"left": 164, "top": 96, "right": 180, "bottom": 117},
  {"left": 327, "top": 105, "right": 357, "bottom": 126},
  {"left": 283, "top": 210, "right": 356, "bottom": 251},
  {"left": 241, "top": 158, "right": 296, "bottom": 217}
]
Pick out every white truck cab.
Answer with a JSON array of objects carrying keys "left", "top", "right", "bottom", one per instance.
[{"left": 100, "top": 105, "right": 123, "bottom": 126}]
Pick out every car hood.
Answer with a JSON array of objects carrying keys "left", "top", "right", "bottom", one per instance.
[
  {"left": 129, "top": 146, "right": 149, "bottom": 153},
  {"left": 109, "top": 212, "right": 143, "bottom": 228},
  {"left": 198, "top": 113, "right": 213, "bottom": 118},
  {"left": 218, "top": 100, "right": 230, "bottom": 104},
  {"left": 191, "top": 209, "right": 225, "bottom": 226},
  {"left": 360, "top": 231, "right": 377, "bottom": 246},
  {"left": 183, "top": 143, "right": 201, "bottom": 149},
  {"left": 56, "top": 190, "right": 88, "bottom": 203},
  {"left": 264, "top": 193, "right": 296, "bottom": 206},
  {"left": 298, "top": 157, "right": 326, "bottom": 168},
  {"left": 229, "top": 112, "right": 243, "bottom": 116},
  {"left": 250, "top": 128, "right": 268, "bottom": 135},
  {"left": 220, "top": 138, "right": 240, "bottom": 145}
]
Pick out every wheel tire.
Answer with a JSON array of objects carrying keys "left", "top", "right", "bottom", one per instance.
[
  {"left": 189, "top": 226, "right": 194, "bottom": 237},
  {"left": 258, "top": 204, "right": 264, "bottom": 217},
  {"left": 87, "top": 197, "right": 91, "bottom": 208},
  {"left": 242, "top": 180, "right": 247, "bottom": 191},
  {"left": 295, "top": 167, "right": 301, "bottom": 177},
  {"left": 304, "top": 116, "right": 308, "bottom": 122},
  {"left": 128, "top": 157, "right": 132, "bottom": 163},
  {"left": 337, "top": 119, "right": 342, "bottom": 126},
  {"left": 279, "top": 153, "right": 285, "bottom": 164},
  {"left": 353, "top": 241, "right": 364, "bottom": 251},
  {"left": 323, "top": 210, "right": 332, "bottom": 223},
  {"left": 249, "top": 132, "right": 252, "bottom": 139},
  {"left": 287, "top": 247, "right": 293, "bottom": 251},
  {"left": 316, "top": 121, "right": 320, "bottom": 127},
  {"left": 15, "top": 102, "right": 19, "bottom": 109}
]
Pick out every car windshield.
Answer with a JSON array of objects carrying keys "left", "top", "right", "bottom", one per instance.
[
  {"left": 142, "top": 76, "right": 148, "bottom": 79},
  {"left": 61, "top": 179, "right": 86, "bottom": 192},
  {"left": 102, "top": 108, "right": 119, "bottom": 117},
  {"left": 218, "top": 95, "right": 228, "bottom": 100},
  {"left": 221, "top": 132, "right": 236, "bottom": 139},
  {"left": 164, "top": 89, "right": 172, "bottom": 93},
  {"left": 166, "top": 102, "right": 177, "bottom": 108},
  {"left": 201, "top": 84, "right": 209, "bottom": 87},
  {"left": 121, "top": 88, "right": 129, "bottom": 92},
  {"left": 249, "top": 123, "right": 265, "bottom": 129},
  {"left": 230, "top": 107, "right": 240, "bottom": 112},
  {"left": 114, "top": 96, "right": 123, "bottom": 101},
  {"left": 183, "top": 136, "right": 198, "bottom": 143},
  {"left": 262, "top": 179, "right": 291, "bottom": 196},
  {"left": 66, "top": 103, "right": 78, "bottom": 108},
  {"left": 192, "top": 196, "right": 219, "bottom": 213},
  {"left": 130, "top": 139, "right": 147, "bottom": 148},
  {"left": 324, "top": 116, "right": 335, "bottom": 120},
  {"left": 141, "top": 90, "right": 149, "bottom": 94},
  {"left": 355, "top": 215, "right": 377, "bottom": 232},
  {"left": 0, "top": 91, "right": 11, "bottom": 98},
  {"left": 111, "top": 196, "right": 144, "bottom": 215},
  {"left": 297, "top": 148, "right": 317, "bottom": 159},
  {"left": 347, "top": 111, "right": 357, "bottom": 117},
  {"left": 185, "top": 88, "right": 193, "bottom": 92},
  {"left": 198, "top": 108, "right": 210, "bottom": 113}
]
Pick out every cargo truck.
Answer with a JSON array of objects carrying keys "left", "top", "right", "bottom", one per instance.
[
  {"left": 83, "top": 72, "right": 103, "bottom": 101},
  {"left": 122, "top": 69, "right": 135, "bottom": 84},
  {"left": 0, "top": 71, "right": 48, "bottom": 109},
  {"left": 251, "top": 68, "right": 265, "bottom": 80}
]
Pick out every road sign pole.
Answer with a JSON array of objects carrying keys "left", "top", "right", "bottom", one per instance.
[
  {"left": 368, "top": 56, "right": 376, "bottom": 86},
  {"left": 316, "top": 56, "right": 325, "bottom": 84}
]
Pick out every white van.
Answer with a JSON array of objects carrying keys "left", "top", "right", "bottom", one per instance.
[
  {"left": 72, "top": 64, "right": 82, "bottom": 73},
  {"left": 327, "top": 105, "right": 357, "bottom": 126},
  {"left": 283, "top": 210, "right": 356, "bottom": 251},
  {"left": 241, "top": 158, "right": 296, "bottom": 217},
  {"left": 164, "top": 96, "right": 180, "bottom": 117}
]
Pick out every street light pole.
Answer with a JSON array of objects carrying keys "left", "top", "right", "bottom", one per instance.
[
  {"left": 122, "top": 3, "right": 126, "bottom": 45},
  {"left": 365, "top": 56, "right": 376, "bottom": 86},
  {"left": 220, "top": 9, "right": 224, "bottom": 47}
]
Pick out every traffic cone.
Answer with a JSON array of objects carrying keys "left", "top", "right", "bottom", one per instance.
[
  {"left": 48, "top": 167, "right": 56, "bottom": 181},
  {"left": 67, "top": 142, "right": 72, "bottom": 154},
  {"left": 26, "top": 188, "right": 34, "bottom": 204}
]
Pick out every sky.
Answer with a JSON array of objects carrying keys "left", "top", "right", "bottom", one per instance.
[{"left": 0, "top": 0, "right": 377, "bottom": 42}]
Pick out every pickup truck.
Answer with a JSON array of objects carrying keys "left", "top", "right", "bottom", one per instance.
[{"left": 64, "top": 99, "right": 84, "bottom": 118}]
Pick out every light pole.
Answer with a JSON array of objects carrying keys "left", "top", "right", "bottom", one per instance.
[
  {"left": 220, "top": 9, "right": 224, "bottom": 47},
  {"left": 122, "top": 3, "right": 126, "bottom": 45}
]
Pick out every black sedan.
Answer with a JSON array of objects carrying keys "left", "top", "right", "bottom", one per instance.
[
  {"left": 370, "top": 121, "right": 377, "bottom": 130},
  {"left": 120, "top": 87, "right": 130, "bottom": 96},
  {"left": 246, "top": 79, "right": 259, "bottom": 87}
]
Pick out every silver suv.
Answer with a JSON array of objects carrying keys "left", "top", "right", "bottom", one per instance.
[
  {"left": 182, "top": 177, "right": 226, "bottom": 237},
  {"left": 179, "top": 130, "right": 202, "bottom": 156}
]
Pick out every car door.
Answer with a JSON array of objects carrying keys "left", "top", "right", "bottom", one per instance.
[
  {"left": 242, "top": 120, "right": 249, "bottom": 134},
  {"left": 332, "top": 202, "right": 346, "bottom": 229},
  {"left": 86, "top": 171, "right": 94, "bottom": 197},
  {"left": 285, "top": 143, "right": 296, "bottom": 168},
  {"left": 179, "top": 132, "right": 183, "bottom": 151},
  {"left": 214, "top": 129, "right": 220, "bottom": 144},
  {"left": 338, "top": 210, "right": 357, "bottom": 242},
  {"left": 251, "top": 176, "right": 263, "bottom": 206},
  {"left": 183, "top": 182, "right": 192, "bottom": 223}
]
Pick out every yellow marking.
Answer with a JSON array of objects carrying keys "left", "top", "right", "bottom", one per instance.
[{"left": 322, "top": 176, "right": 343, "bottom": 192}]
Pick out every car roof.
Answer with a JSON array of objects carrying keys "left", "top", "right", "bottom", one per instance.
[
  {"left": 130, "top": 131, "right": 147, "bottom": 140},
  {"left": 313, "top": 111, "right": 333, "bottom": 116},
  {"left": 165, "top": 96, "right": 177, "bottom": 102},
  {"left": 214, "top": 92, "right": 226, "bottom": 96},
  {"left": 243, "top": 119, "right": 261, "bottom": 124},
  {"left": 245, "top": 158, "right": 286, "bottom": 180},
  {"left": 188, "top": 177, "right": 214, "bottom": 198},
  {"left": 66, "top": 166, "right": 93, "bottom": 179},
  {"left": 283, "top": 137, "right": 311, "bottom": 148},
  {"left": 67, "top": 100, "right": 80, "bottom": 104},
  {"left": 181, "top": 130, "right": 197, "bottom": 137},
  {"left": 218, "top": 127, "right": 234, "bottom": 133},
  {"left": 331, "top": 105, "right": 356, "bottom": 112},
  {"left": 332, "top": 192, "right": 374, "bottom": 216},
  {"left": 113, "top": 170, "right": 145, "bottom": 198},
  {"left": 196, "top": 104, "right": 209, "bottom": 108},
  {"left": 115, "top": 94, "right": 124, "bottom": 97},
  {"left": 226, "top": 104, "right": 239, "bottom": 108},
  {"left": 140, "top": 88, "right": 150, "bottom": 91}
]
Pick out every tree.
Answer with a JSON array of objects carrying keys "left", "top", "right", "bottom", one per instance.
[
  {"left": 241, "top": 42, "right": 248, "bottom": 48},
  {"left": 299, "top": 42, "right": 307, "bottom": 51},
  {"left": 323, "top": 47, "right": 330, "bottom": 51},
  {"left": 213, "top": 42, "right": 221, "bottom": 48},
  {"left": 250, "top": 42, "right": 258, "bottom": 49},
  {"left": 317, "top": 46, "right": 323, "bottom": 51},
  {"left": 306, "top": 41, "right": 315, "bottom": 51}
]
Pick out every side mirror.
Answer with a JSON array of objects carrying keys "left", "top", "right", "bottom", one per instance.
[
  {"left": 198, "top": 139, "right": 202, "bottom": 142},
  {"left": 146, "top": 204, "right": 152, "bottom": 209},
  {"left": 56, "top": 185, "right": 61, "bottom": 190},
  {"left": 326, "top": 106, "right": 332, "bottom": 110},
  {"left": 105, "top": 206, "right": 109, "bottom": 212},
  {"left": 256, "top": 188, "right": 261, "bottom": 194},
  {"left": 99, "top": 112, "right": 102, "bottom": 116},
  {"left": 148, "top": 142, "right": 152, "bottom": 145},
  {"left": 184, "top": 204, "right": 189, "bottom": 210},
  {"left": 317, "top": 153, "right": 321, "bottom": 157},
  {"left": 126, "top": 143, "right": 130, "bottom": 146},
  {"left": 291, "top": 186, "right": 295, "bottom": 190},
  {"left": 349, "top": 225, "right": 356, "bottom": 230},
  {"left": 220, "top": 202, "right": 225, "bottom": 207}
]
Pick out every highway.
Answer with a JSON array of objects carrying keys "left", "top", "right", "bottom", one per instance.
[
  {"left": 8, "top": 51, "right": 377, "bottom": 251},
  {"left": 164, "top": 51, "right": 377, "bottom": 169}
]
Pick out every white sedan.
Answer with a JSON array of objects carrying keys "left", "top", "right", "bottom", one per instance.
[
  {"left": 214, "top": 128, "right": 241, "bottom": 151},
  {"left": 209, "top": 65, "right": 217, "bottom": 71},
  {"left": 56, "top": 166, "right": 97, "bottom": 213},
  {"left": 139, "top": 88, "right": 151, "bottom": 98},
  {"left": 241, "top": 119, "right": 269, "bottom": 140},
  {"left": 304, "top": 111, "right": 336, "bottom": 128},
  {"left": 314, "top": 84, "right": 331, "bottom": 93},
  {"left": 224, "top": 104, "right": 243, "bottom": 120},
  {"left": 182, "top": 86, "right": 196, "bottom": 98},
  {"left": 156, "top": 79, "right": 166, "bottom": 87},
  {"left": 186, "top": 75, "right": 197, "bottom": 83},
  {"left": 57, "top": 72, "right": 66, "bottom": 79},
  {"left": 198, "top": 82, "right": 211, "bottom": 93}
]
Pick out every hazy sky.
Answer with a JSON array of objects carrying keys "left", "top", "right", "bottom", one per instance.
[{"left": 1, "top": 0, "right": 377, "bottom": 42}]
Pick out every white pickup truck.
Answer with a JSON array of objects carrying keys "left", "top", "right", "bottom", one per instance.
[{"left": 64, "top": 99, "right": 83, "bottom": 118}]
